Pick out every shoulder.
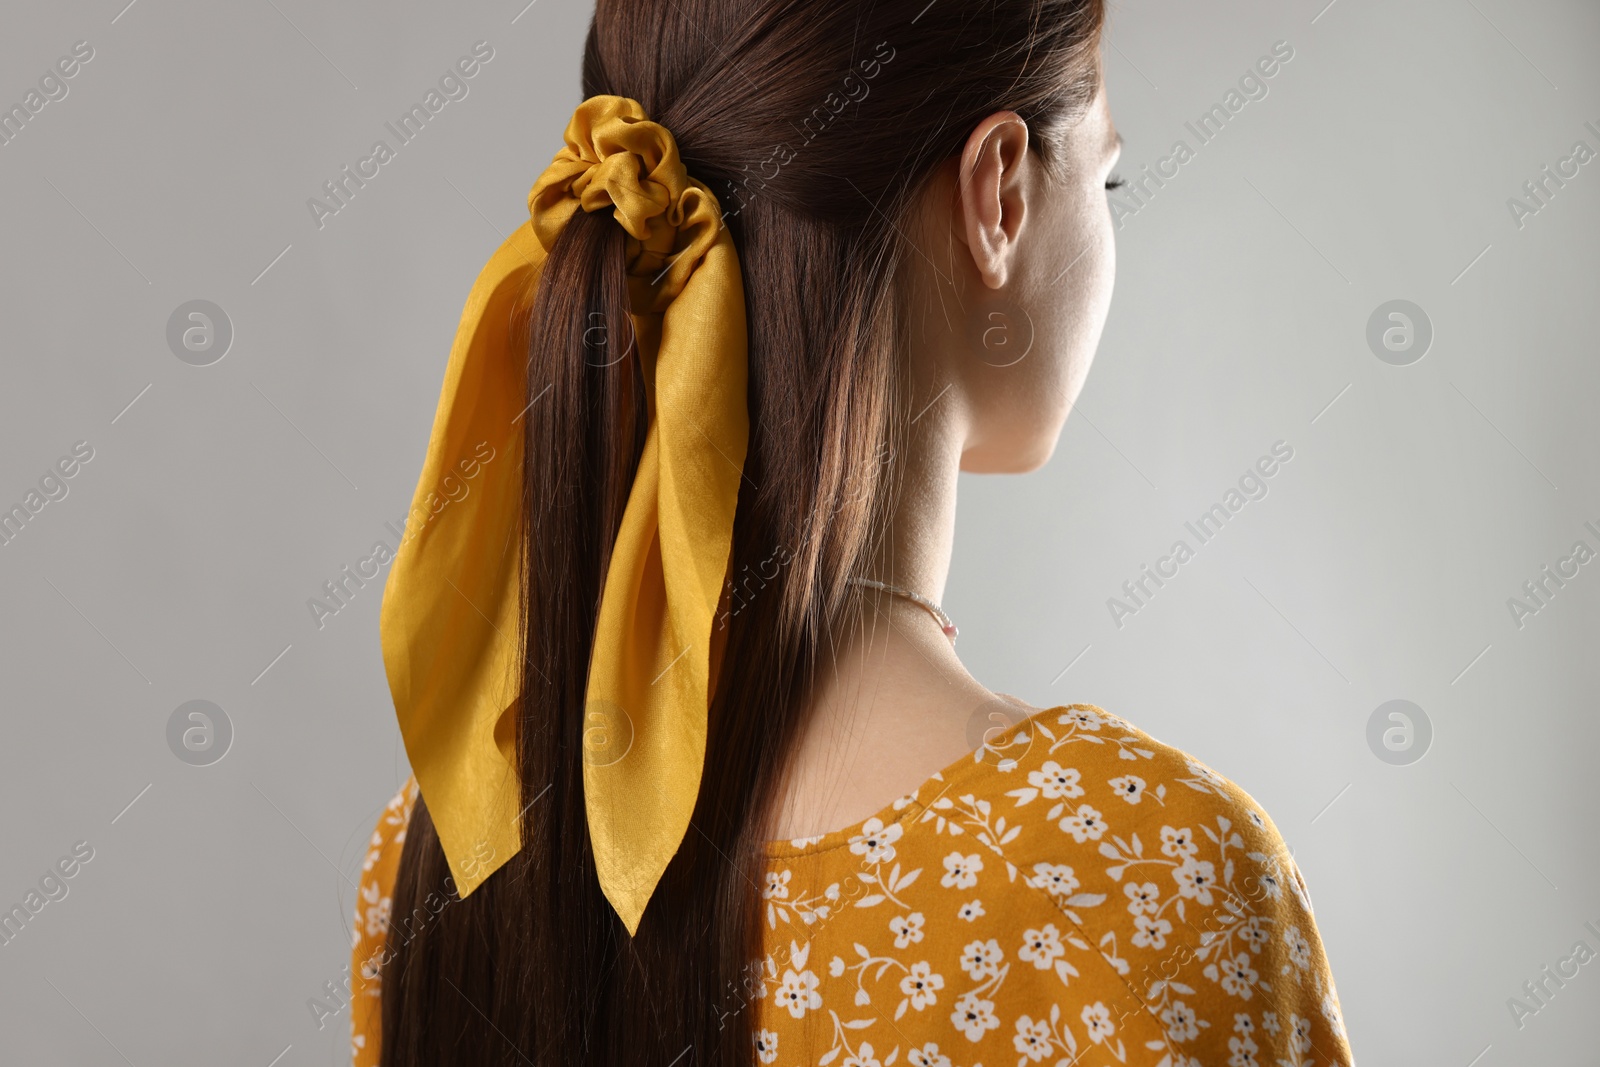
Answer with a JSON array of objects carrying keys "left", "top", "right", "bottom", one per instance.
[
  {"left": 349, "top": 777, "right": 419, "bottom": 1067},
  {"left": 892, "top": 703, "right": 1351, "bottom": 1065},
  {"left": 946, "top": 702, "right": 1292, "bottom": 863},
  {"left": 926, "top": 702, "right": 1293, "bottom": 864},
  {"left": 901, "top": 702, "right": 1280, "bottom": 841}
]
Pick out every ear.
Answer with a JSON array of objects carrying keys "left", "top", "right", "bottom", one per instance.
[{"left": 955, "top": 112, "right": 1030, "bottom": 290}]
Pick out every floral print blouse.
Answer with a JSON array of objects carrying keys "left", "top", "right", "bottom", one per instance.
[{"left": 351, "top": 705, "right": 1353, "bottom": 1066}]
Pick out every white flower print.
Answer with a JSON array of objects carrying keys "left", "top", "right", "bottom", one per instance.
[
  {"left": 1160, "top": 825, "right": 1199, "bottom": 859},
  {"left": 1161, "top": 999, "right": 1201, "bottom": 1042},
  {"left": 1289, "top": 1013, "right": 1313, "bottom": 1054},
  {"left": 1290, "top": 860, "right": 1316, "bottom": 914},
  {"left": 951, "top": 991, "right": 1000, "bottom": 1042},
  {"left": 772, "top": 968, "right": 822, "bottom": 1019},
  {"left": 1123, "top": 881, "right": 1160, "bottom": 915},
  {"left": 898, "top": 961, "right": 944, "bottom": 1010},
  {"left": 1059, "top": 803, "right": 1107, "bottom": 843},
  {"left": 1030, "top": 862, "right": 1080, "bottom": 899},
  {"left": 1185, "top": 758, "right": 1226, "bottom": 787},
  {"left": 1132, "top": 913, "right": 1173, "bottom": 950},
  {"left": 1285, "top": 925, "right": 1312, "bottom": 970},
  {"left": 940, "top": 851, "right": 983, "bottom": 889},
  {"left": 1108, "top": 774, "right": 1146, "bottom": 803},
  {"left": 1321, "top": 992, "right": 1347, "bottom": 1039},
  {"left": 1028, "top": 760, "right": 1086, "bottom": 799},
  {"left": 365, "top": 896, "right": 391, "bottom": 938},
  {"left": 1013, "top": 1014, "right": 1053, "bottom": 1062},
  {"left": 1173, "top": 857, "right": 1218, "bottom": 905},
  {"left": 843, "top": 1041, "right": 882, "bottom": 1067},
  {"left": 754, "top": 1028, "right": 778, "bottom": 1064},
  {"left": 356, "top": 708, "right": 1355, "bottom": 1067},
  {"left": 1017, "top": 923, "right": 1066, "bottom": 970},
  {"left": 889, "top": 911, "right": 926, "bottom": 948},
  {"left": 1081, "top": 1002, "right": 1115, "bottom": 1043},
  {"left": 1217, "top": 953, "right": 1259, "bottom": 999},
  {"left": 1062, "top": 708, "right": 1104, "bottom": 730},
  {"left": 959, "top": 938, "right": 1004, "bottom": 980},
  {"left": 765, "top": 872, "right": 837, "bottom": 930},
  {"left": 1239, "top": 915, "right": 1270, "bottom": 954},
  {"left": 848, "top": 818, "right": 903, "bottom": 865}
]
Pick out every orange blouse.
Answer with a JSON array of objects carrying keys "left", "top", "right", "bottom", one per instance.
[{"left": 351, "top": 705, "right": 1354, "bottom": 1066}]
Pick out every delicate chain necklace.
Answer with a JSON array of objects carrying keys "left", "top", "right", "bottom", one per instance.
[{"left": 849, "top": 577, "right": 959, "bottom": 643}]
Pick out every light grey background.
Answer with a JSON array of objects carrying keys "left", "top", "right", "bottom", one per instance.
[{"left": 0, "top": 0, "right": 1595, "bottom": 1064}]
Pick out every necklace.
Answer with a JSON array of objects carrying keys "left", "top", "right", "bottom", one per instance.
[{"left": 849, "top": 577, "right": 959, "bottom": 643}]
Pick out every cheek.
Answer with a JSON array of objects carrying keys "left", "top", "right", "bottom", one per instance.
[
  {"left": 1005, "top": 196, "right": 1115, "bottom": 457},
  {"left": 1045, "top": 196, "right": 1115, "bottom": 386},
  {"left": 1078, "top": 222, "right": 1116, "bottom": 366}
]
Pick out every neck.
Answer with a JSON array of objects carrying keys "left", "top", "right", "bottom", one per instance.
[
  {"left": 864, "top": 409, "right": 963, "bottom": 606},
  {"left": 771, "top": 392, "right": 993, "bottom": 839},
  {"left": 825, "top": 404, "right": 960, "bottom": 687},
  {"left": 844, "top": 396, "right": 968, "bottom": 668}
]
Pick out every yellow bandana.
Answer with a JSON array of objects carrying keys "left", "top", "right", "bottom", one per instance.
[{"left": 379, "top": 95, "right": 747, "bottom": 936}]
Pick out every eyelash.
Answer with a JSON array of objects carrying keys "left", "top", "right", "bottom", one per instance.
[{"left": 1105, "top": 173, "right": 1126, "bottom": 191}]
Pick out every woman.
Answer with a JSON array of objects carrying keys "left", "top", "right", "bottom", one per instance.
[{"left": 350, "top": 1, "right": 1354, "bottom": 1064}]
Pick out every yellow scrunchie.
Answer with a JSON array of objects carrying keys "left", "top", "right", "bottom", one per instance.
[{"left": 379, "top": 95, "right": 748, "bottom": 936}]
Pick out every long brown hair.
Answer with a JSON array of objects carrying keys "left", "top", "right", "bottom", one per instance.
[{"left": 380, "top": 1, "right": 1106, "bottom": 1062}]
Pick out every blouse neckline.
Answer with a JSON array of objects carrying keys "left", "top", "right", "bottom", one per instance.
[{"left": 760, "top": 702, "right": 1086, "bottom": 859}]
